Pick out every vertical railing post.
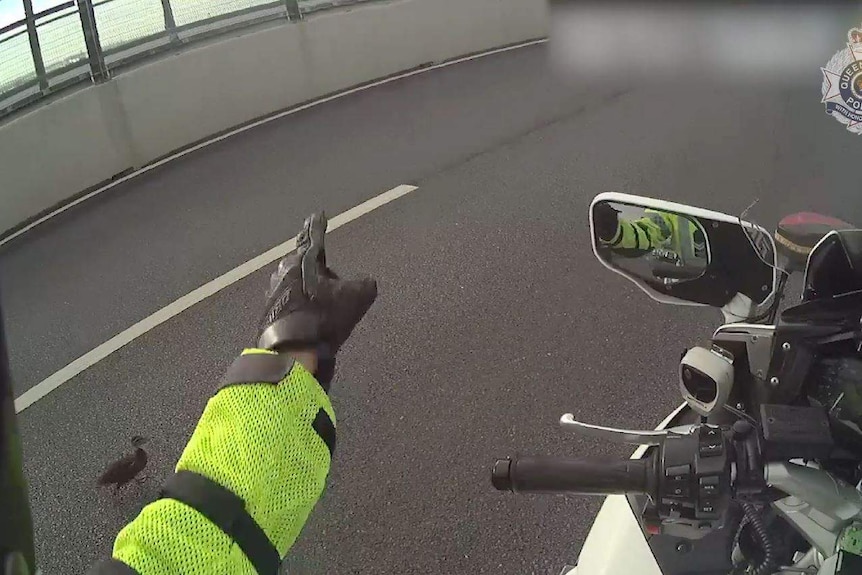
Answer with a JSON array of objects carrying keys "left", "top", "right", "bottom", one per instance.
[
  {"left": 285, "top": 0, "right": 303, "bottom": 22},
  {"left": 76, "top": 0, "right": 109, "bottom": 82},
  {"left": 160, "top": 0, "right": 179, "bottom": 44},
  {"left": 22, "top": 0, "right": 48, "bottom": 91}
]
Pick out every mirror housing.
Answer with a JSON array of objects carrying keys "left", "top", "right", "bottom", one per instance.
[{"left": 590, "top": 192, "right": 778, "bottom": 310}]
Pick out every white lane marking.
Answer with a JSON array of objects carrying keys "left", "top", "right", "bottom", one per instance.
[
  {"left": 14, "top": 184, "right": 419, "bottom": 413},
  {"left": 0, "top": 38, "right": 547, "bottom": 247}
]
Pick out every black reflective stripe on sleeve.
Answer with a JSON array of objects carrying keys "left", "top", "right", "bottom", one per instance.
[
  {"left": 159, "top": 471, "right": 280, "bottom": 575},
  {"left": 312, "top": 408, "right": 336, "bottom": 456},
  {"left": 219, "top": 353, "right": 296, "bottom": 391},
  {"left": 629, "top": 222, "right": 645, "bottom": 250},
  {"left": 635, "top": 221, "right": 655, "bottom": 249},
  {"left": 87, "top": 559, "right": 141, "bottom": 575}
]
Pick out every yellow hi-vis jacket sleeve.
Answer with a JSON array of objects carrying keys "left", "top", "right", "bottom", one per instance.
[
  {"left": 606, "top": 212, "right": 674, "bottom": 254},
  {"left": 92, "top": 349, "right": 335, "bottom": 575}
]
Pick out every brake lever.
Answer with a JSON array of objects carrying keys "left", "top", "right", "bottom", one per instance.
[
  {"left": 297, "top": 213, "right": 328, "bottom": 299},
  {"left": 559, "top": 414, "right": 695, "bottom": 446}
]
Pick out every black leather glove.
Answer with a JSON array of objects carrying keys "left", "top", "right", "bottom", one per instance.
[
  {"left": 594, "top": 202, "right": 621, "bottom": 243},
  {"left": 257, "top": 213, "right": 377, "bottom": 386}
]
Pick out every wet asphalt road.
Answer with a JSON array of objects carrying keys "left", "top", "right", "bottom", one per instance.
[{"left": 3, "top": 43, "right": 861, "bottom": 574}]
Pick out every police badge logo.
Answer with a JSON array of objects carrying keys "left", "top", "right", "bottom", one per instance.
[{"left": 821, "top": 25, "right": 862, "bottom": 134}]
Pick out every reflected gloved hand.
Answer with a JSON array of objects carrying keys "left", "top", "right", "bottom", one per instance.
[
  {"left": 593, "top": 202, "right": 621, "bottom": 243},
  {"left": 256, "top": 213, "right": 378, "bottom": 387}
]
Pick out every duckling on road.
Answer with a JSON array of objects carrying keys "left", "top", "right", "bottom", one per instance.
[{"left": 97, "top": 436, "right": 148, "bottom": 493}]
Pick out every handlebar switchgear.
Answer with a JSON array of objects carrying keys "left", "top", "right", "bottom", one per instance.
[
  {"left": 643, "top": 425, "right": 733, "bottom": 539},
  {"left": 493, "top": 423, "right": 764, "bottom": 540}
]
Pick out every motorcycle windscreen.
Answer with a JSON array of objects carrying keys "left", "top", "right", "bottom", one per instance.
[{"left": 804, "top": 230, "right": 862, "bottom": 301}]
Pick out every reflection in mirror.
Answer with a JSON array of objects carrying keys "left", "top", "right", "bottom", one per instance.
[{"left": 593, "top": 201, "right": 710, "bottom": 287}]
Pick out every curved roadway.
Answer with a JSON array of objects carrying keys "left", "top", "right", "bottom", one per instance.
[{"left": 2, "top": 43, "right": 860, "bottom": 574}]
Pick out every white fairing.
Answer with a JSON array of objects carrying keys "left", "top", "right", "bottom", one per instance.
[{"left": 566, "top": 495, "right": 663, "bottom": 575}]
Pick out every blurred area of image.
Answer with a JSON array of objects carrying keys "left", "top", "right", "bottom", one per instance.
[{"left": 549, "top": 0, "right": 862, "bottom": 88}]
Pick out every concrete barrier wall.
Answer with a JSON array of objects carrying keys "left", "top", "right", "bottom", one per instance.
[{"left": 0, "top": 0, "right": 548, "bottom": 236}]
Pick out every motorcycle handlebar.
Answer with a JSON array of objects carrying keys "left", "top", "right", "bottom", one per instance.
[{"left": 491, "top": 455, "right": 656, "bottom": 496}]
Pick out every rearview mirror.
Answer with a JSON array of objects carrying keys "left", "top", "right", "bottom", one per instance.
[{"left": 590, "top": 192, "right": 777, "bottom": 308}]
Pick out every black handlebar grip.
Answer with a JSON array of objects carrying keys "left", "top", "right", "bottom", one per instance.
[{"left": 492, "top": 456, "right": 653, "bottom": 495}]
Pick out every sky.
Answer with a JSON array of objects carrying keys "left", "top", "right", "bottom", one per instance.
[{"left": 0, "top": 0, "right": 69, "bottom": 29}]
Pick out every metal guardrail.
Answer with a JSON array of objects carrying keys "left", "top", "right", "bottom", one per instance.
[{"left": 0, "top": 0, "right": 370, "bottom": 120}]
